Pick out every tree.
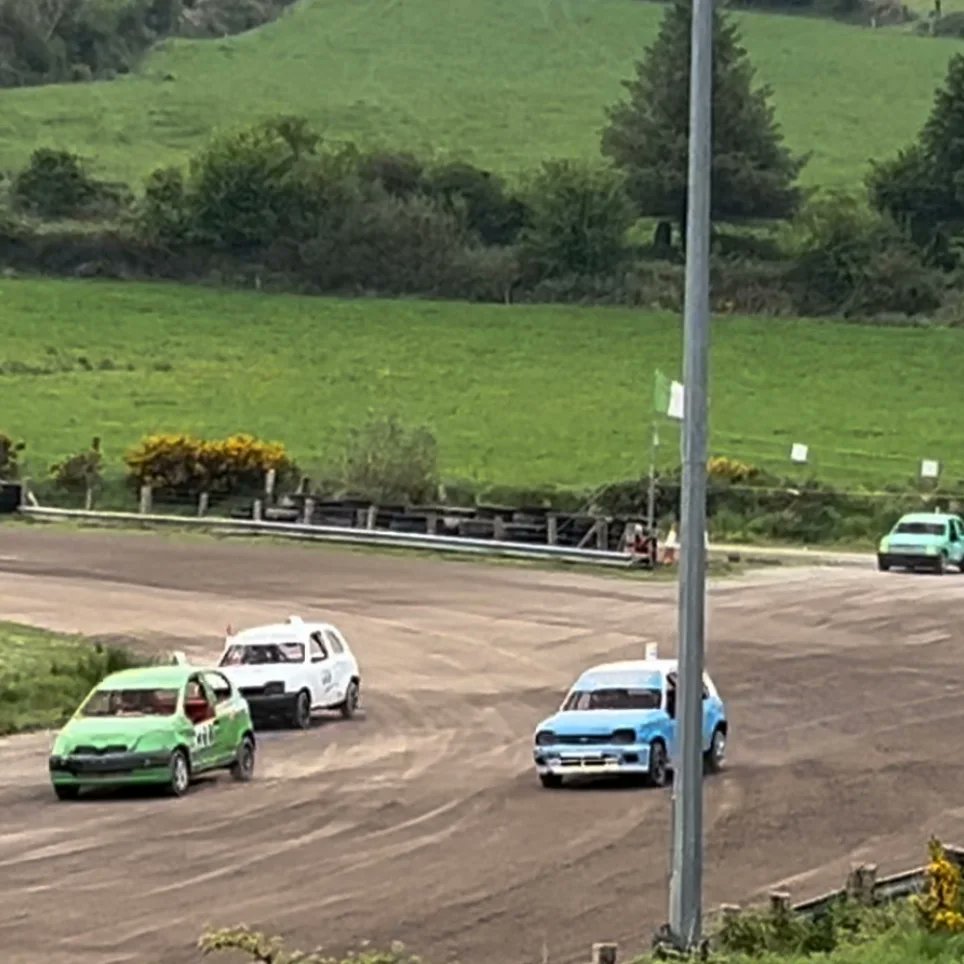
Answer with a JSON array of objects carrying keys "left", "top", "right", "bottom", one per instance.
[
  {"left": 867, "top": 54, "right": 964, "bottom": 254},
  {"left": 521, "top": 160, "right": 635, "bottom": 279},
  {"left": 601, "top": 0, "right": 806, "bottom": 245}
]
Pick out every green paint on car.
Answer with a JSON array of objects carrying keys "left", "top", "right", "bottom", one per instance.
[{"left": 49, "top": 664, "right": 256, "bottom": 800}]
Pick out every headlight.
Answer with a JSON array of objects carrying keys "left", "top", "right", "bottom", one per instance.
[
  {"left": 878, "top": 538, "right": 888, "bottom": 552},
  {"left": 926, "top": 545, "right": 938, "bottom": 556},
  {"left": 133, "top": 731, "right": 171, "bottom": 753},
  {"left": 535, "top": 730, "right": 556, "bottom": 746},
  {"left": 611, "top": 729, "right": 636, "bottom": 745},
  {"left": 264, "top": 681, "right": 285, "bottom": 696}
]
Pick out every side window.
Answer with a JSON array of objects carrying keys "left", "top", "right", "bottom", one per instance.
[
  {"left": 309, "top": 633, "right": 328, "bottom": 663},
  {"left": 204, "top": 672, "right": 232, "bottom": 704},
  {"left": 325, "top": 630, "right": 344, "bottom": 655}
]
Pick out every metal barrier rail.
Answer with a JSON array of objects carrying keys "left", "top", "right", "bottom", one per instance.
[{"left": 15, "top": 505, "right": 637, "bottom": 568}]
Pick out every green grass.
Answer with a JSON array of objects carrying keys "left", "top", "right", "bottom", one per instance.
[
  {"left": 0, "top": 621, "right": 143, "bottom": 735},
  {"left": 2, "top": 276, "right": 964, "bottom": 491},
  {"left": 0, "top": 0, "right": 958, "bottom": 191}
]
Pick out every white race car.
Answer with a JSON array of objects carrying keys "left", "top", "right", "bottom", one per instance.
[{"left": 216, "top": 616, "right": 361, "bottom": 729}]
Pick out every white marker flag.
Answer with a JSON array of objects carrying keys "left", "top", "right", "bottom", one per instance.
[
  {"left": 921, "top": 459, "right": 940, "bottom": 479},
  {"left": 790, "top": 443, "right": 809, "bottom": 464}
]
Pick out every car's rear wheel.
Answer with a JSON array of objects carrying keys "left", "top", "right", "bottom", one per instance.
[
  {"left": 936, "top": 552, "right": 947, "bottom": 575},
  {"left": 539, "top": 773, "right": 563, "bottom": 789},
  {"left": 339, "top": 680, "right": 360, "bottom": 719},
  {"left": 291, "top": 689, "right": 311, "bottom": 730},
  {"left": 646, "top": 740, "right": 669, "bottom": 787},
  {"left": 53, "top": 784, "right": 79, "bottom": 801},
  {"left": 704, "top": 727, "right": 726, "bottom": 774},
  {"left": 230, "top": 736, "right": 255, "bottom": 782},
  {"left": 167, "top": 749, "right": 191, "bottom": 797}
]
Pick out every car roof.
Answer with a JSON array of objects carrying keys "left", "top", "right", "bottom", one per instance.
[
  {"left": 572, "top": 659, "right": 680, "bottom": 689},
  {"left": 898, "top": 512, "right": 955, "bottom": 523},
  {"left": 97, "top": 665, "right": 199, "bottom": 689},
  {"left": 226, "top": 618, "right": 338, "bottom": 645}
]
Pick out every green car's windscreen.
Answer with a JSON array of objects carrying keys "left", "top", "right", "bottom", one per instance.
[{"left": 81, "top": 688, "right": 179, "bottom": 717}]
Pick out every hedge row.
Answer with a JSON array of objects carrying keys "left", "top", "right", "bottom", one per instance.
[{"left": 3, "top": 429, "right": 957, "bottom": 546}]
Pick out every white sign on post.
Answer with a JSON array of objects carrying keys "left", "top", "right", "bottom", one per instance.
[
  {"left": 668, "top": 381, "right": 685, "bottom": 420},
  {"left": 921, "top": 459, "right": 940, "bottom": 479},
  {"left": 790, "top": 443, "right": 809, "bottom": 464}
]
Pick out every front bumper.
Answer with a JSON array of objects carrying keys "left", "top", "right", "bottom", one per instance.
[
  {"left": 49, "top": 750, "right": 173, "bottom": 784},
  {"left": 241, "top": 692, "right": 299, "bottom": 717},
  {"left": 879, "top": 552, "right": 941, "bottom": 569},
  {"left": 533, "top": 744, "right": 652, "bottom": 776}
]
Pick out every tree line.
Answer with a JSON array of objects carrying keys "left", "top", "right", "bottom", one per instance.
[
  {"left": 0, "top": 0, "right": 296, "bottom": 86},
  {"left": 1, "top": 0, "right": 963, "bottom": 319}
]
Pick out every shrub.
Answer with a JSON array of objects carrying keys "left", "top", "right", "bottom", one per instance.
[
  {"left": 199, "top": 926, "right": 420, "bottom": 964},
  {"left": 50, "top": 437, "right": 104, "bottom": 498},
  {"left": 11, "top": 148, "right": 128, "bottom": 220},
  {"left": 916, "top": 838, "right": 964, "bottom": 932},
  {"left": 787, "top": 194, "right": 942, "bottom": 317},
  {"left": 338, "top": 415, "right": 439, "bottom": 504},
  {"left": 124, "top": 432, "right": 296, "bottom": 498},
  {"left": 0, "top": 432, "right": 25, "bottom": 478}
]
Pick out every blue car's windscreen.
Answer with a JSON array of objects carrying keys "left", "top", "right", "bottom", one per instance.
[{"left": 563, "top": 688, "right": 661, "bottom": 711}]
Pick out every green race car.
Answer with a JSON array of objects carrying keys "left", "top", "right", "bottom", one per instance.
[
  {"left": 49, "top": 664, "right": 256, "bottom": 800},
  {"left": 877, "top": 511, "right": 964, "bottom": 574}
]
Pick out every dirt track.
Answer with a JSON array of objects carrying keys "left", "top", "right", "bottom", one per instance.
[{"left": 3, "top": 527, "right": 964, "bottom": 964}]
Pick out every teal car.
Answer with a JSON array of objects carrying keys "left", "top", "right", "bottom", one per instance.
[
  {"left": 877, "top": 512, "right": 964, "bottom": 574},
  {"left": 49, "top": 664, "right": 256, "bottom": 800}
]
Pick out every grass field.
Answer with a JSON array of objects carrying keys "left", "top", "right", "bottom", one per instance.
[
  {"left": 0, "top": 0, "right": 958, "bottom": 192},
  {"left": 3, "top": 277, "right": 964, "bottom": 491},
  {"left": 0, "top": 621, "right": 142, "bottom": 735}
]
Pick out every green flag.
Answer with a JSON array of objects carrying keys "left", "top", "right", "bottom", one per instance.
[{"left": 653, "top": 369, "right": 684, "bottom": 420}]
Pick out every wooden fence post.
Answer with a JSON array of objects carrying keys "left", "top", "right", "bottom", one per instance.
[
  {"left": 84, "top": 485, "right": 94, "bottom": 511},
  {"left": 252, "top": 499, "right": 263, "bottom": 522},
  {"left": 846, "top": 863, "right": 877, "bottom": 905},
  {"left": 302, "top": 497, "right": 315, "bottom": 525},
  {"left": 198, "top": 492, "right": 209, "bottom": 517},
  {"left": 139, "top": 485, "right": 152, "bottom": 515},
  {"left": 596, "top": 519, "right": 609, "bottom": 550},
  {"left": 493, "top": 516, "right": 506, "bottom": 541},
  {"left": 591, "top": 943, "right": 617, "bottom": 964},
  {"left": 769, "top": 891, "right": 791, "bottom": 915},
  {"left": 265, "top": 468, "right": 276, "bottom": 503},
  {"left": 425, "top": 511, "right": 438, "bottom": 535},
  {"left": 547, "top": 514, "right": 558, "bottom": 545},
  {"left": 365, "top": 505, "right": 377, "bottom": 529}
]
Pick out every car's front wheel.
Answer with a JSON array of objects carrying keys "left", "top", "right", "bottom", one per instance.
[
  {"left": 53, "top": 784, "right": 79, "bottom": 801},
  {"left": 291, "top": 690, "right": 311, "bottom": 730},
  {"left": 167, "top": 749, "right": 191, "bottom": 797},
  {"left": 877, "top": 555, "right": 890, "bottom": 572},
  {"left": 339, "top": 680, "right": 360, "bottom": 719},
  {"left": 230, "top": 736, "right": 255, "bottom": 782},
  {"left": 936, "top": 552, "right": 947, "bottom": 575},
  {"left": 646, "top": 740, "right": 669, "bottom": 787},
  {"left": 539, "top": 773, "right": 563, "bottom": 789}
]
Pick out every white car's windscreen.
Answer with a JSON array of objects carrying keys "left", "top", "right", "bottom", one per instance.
[{"left": 220, "top": 642, "right": 305, "bottom": 665}]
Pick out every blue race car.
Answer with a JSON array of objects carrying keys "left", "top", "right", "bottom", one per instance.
[{"left": 532, "top": 646, "right": 727, "bottom": 789}]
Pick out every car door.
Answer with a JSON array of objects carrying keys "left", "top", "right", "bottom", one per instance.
[
  {"left": 952, "top": 519, "right": 964, "bottom": 564},
  {"left": 183, "top": 676, "right": 219, "bottom": 772},
  {"left": 323, "top": 629, "right": 350, "bottom": 701},
  {"left": 662, "top": 672, "right": 679, "bottom": 762},
  {"left": 203, "top": 671, "right": 244, "bottom": 766},
  {"left": 308, "top": 632, "right": 334, "bottom": 705}
]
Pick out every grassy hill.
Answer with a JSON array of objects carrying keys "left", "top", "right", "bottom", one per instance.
[
  {"left": 2, "top": 277, "right": 962, "bottom": 491},
  {"left": 0, "top": 0, "right": 958, "bottom": 191}
]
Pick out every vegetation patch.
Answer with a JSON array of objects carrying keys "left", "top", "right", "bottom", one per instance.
[{"left": 0, "top": 621, "right": 145, "bottom": 735}]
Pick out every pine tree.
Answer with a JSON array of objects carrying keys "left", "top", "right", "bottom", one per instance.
[
  {"left": 601, "top": 0, "right": 806, "bottom": 244},
  {"left": 868, "top": 54, "right": 964, "bottom": 248}
]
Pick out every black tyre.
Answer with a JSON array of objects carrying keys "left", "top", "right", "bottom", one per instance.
[
  {"left": 539, "top": 772, "right": 563, "bottom": 789},
  {"left": 936, "top": 552, "right": 947, "bottom": 575},
  {"left": 877, "top": 555, "right": 890, "bottom": 572},
  {"left": 291, "top": 689, "right": 311, "bottom": 729},
  {"left": 647, "top": 740, "right": 669, "bottom": 787},
  {"left": 340, "top": 680, "right": 360, "bottom": 719},
  {"left": 704, "top": 726, "right": 726, "bottom": 774},
  {"left": 167, "top": 748, "right": 191, "bottom": 797},
  {"left": 230, "top": 736, "right": 255, "bottom": 782},
  {"left": 53, "top": 784, "right": 79, "bottom": 801}
]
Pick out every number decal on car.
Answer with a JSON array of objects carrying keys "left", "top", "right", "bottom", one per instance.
[{"left": 194, "top": 722, "right": 215, "bottom": 749}]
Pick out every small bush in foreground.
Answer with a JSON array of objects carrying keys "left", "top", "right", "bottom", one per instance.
[
  {"left": 915, "top": 837, "right": 964, "bottom": 932},
  {"left": 199, "top": 926, "right": 420, "bottom": 964},
  {"left": 0, "top": 432, "right": 25, "bottom": 479},
  {"left": 50, "top": 436, "right": 104, "bottom": 501}
]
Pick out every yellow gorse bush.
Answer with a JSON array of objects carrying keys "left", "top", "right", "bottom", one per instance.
[
  {"left": 915, "top": 837, "right": 964, "bottom": 932},
  {"left": 707, "top": 456, "right": 759, "bottom": 484},
  {"left": 125, "top": 432, "right": 294, "bottom": 496}
]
